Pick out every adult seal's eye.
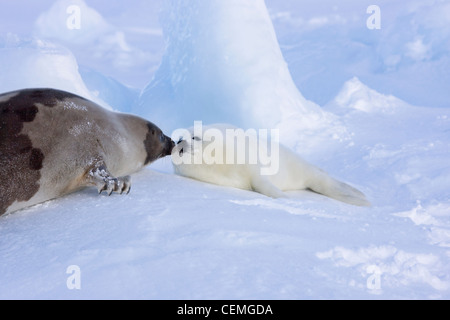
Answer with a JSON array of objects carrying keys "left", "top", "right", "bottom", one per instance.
[{"left": 159, "top": 133, "right": 165, "bottom": 142}]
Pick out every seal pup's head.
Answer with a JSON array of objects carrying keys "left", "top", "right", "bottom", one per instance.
[
  {"left": 170, "top": 124, "right": 258, "bottom": 191},
  {"left": 170, "top": 123, "right": 240, "bottom": 178},
  {"left": 172, "top": 130, "right": 201, "bottom": 159},
  {"left": 171, "top": 125, "right": 223, "bottom": 184},
  {"left": 171, "top": 124, "right": 229, "bottom": 165}
]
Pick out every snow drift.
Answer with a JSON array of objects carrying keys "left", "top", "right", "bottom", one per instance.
[
  {"left": 34, "top": 0, "right": 160, "bottom": 89},
  {"left": 267, "top": 0, "right": 450, "bottom": 109},
  {"left": 0, "top": 34, "right": 140, "bottom": 111},
  {"left": 0, "top": 35, "right": 96, "bottom": 102}
]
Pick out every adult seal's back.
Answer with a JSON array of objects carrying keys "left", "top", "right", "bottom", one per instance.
[{"left": 0, "top": 88, "right": 175, "bottom": 216}]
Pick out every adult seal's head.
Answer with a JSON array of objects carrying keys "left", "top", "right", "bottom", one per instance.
[
  {"left": 0, "top": 88, "right": 175, "bottom": 216},
  {"left": 144, "top": 122, "right": 174, "bottom": 165}
]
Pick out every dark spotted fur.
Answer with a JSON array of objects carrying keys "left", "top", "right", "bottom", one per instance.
[
  {"left": 0, "top": 89, "right": 67, "bottom": 214},
  {"left": 144, "top": 122, "right": 174, "bottom": 165}
]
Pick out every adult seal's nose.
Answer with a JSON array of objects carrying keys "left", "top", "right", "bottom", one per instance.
[{"left": 164, "top": 137, "right": 175, "bottom": 155}]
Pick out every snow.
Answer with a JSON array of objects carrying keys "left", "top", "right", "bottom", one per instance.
[
  {"left": 0, "top": 35, "right": 95, "bottom": 102},
  {"left": 33, "top": 0, "right": 163, "bottom": 89},
  {"left": 267, "top": 0, "right": 450, "bottom": 109},
  {"left": 1, "top": 0, "right": 450, "bottom": 299},
  {"left": 139, "top": 0, "right": 346, "bottom": 152}
]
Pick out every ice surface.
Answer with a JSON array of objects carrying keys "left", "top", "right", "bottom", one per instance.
[{"left": 1, "top": 0, "right": 450, "bottom": 300}]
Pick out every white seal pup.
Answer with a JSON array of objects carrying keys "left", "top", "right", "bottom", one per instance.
[
  {"left": 0, "top": 88, "right": 175, "bottom": 216},
  {"left": 172, "top": 123, "right": 370, "bottom": 206}
]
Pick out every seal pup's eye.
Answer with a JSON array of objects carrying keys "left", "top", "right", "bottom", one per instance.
[
  {"left": 192, "top": 136, "right": 201, "bottom": 141},
  {"left": 177, "top": 137, "right": 184, "bottom": 144}
]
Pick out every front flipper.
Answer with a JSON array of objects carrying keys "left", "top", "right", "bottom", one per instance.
[
  {"left": 251, "top": 175, "right": 286, "bottom": 199},
  {"left": 87, "top": 161, "right": 131, "bottom": 195}
]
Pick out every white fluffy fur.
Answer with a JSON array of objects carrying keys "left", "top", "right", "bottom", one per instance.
[{"left": 172, "top": 124, "right": 370, "bottom": 206}]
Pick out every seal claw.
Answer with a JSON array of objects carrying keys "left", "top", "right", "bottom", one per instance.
[{"left": 89, "top": 161, "right": 131, "bottom": 197}]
